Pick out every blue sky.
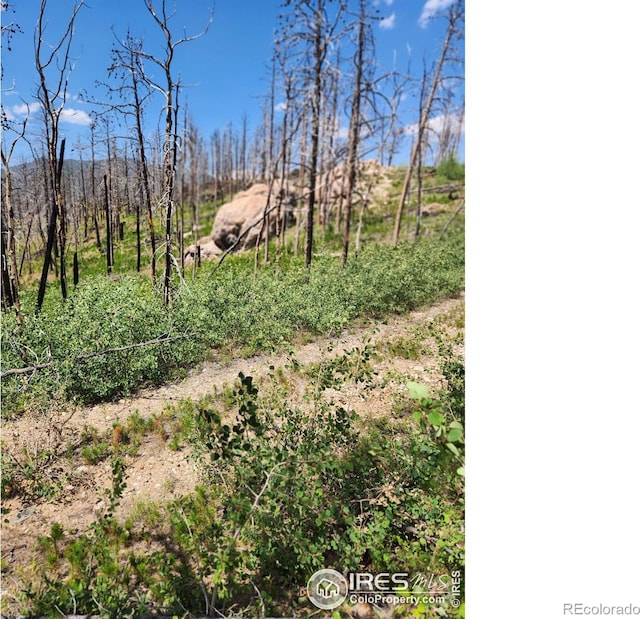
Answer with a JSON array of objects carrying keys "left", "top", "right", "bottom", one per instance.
[{"left": 1, "top": 0, "right": 464, "bottom": 164}]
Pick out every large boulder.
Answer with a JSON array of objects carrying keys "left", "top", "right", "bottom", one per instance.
[
  {"left": 184, "top": 237, "right": 222, "bottom": 264},
  {"left": 211, "top": 184, "right": 295, "bottom": 252}
]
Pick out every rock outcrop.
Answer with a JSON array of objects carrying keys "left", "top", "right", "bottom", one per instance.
[
  {"left": 184, "top": 238, "right": 222, "bottom": 264},
  {"left": 211, "top": 183, "right": 295, "bottom": 252}
]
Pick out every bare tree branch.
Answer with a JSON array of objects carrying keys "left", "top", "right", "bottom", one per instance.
[{"left": 0, "top": 331, "right": 198, "bottom": 379}]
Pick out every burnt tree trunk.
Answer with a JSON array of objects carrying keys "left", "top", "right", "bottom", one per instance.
[
  {"left": 103, "top": 175, "right": 113, "bottom": 275},
  {"left": 392, "top": 1, "right": 461, "bottom": 246},
  {"left": 35, "top": 139, "right": 66, "bottom": 314}
]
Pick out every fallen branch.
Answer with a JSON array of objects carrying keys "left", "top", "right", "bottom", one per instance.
[
  {"left": 0, "top": 362, "right": 53, "bottom": 378},
  {"left": 439, "top": 198, "right": 465, "bottom": 240},
  {"left": 75, "top": 332, "right": 198, "bottom": 361},
  {"left": 0, "top": 332, "right": 199, "bottom": 378},
  {"left": 426, "top": 182, "right": 464, "bottom": 195}
]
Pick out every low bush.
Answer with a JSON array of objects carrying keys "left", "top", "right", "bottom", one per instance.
[
  {"left": 1, "top": 230, "right": 464, "bottom": 417},
  {"left": 436, "top": 155, "right": 465, "bottom": 182}
]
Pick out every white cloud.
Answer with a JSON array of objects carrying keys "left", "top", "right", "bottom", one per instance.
[
  {"left": 379, "top": 12, "right": 396, "bottom": 30},
  {"left": 384, "top": 0, "right": 394, "bottom": 5},
  {"left": 418, "top": 0, "right": 455, "bottom": 28},
  {"left": 4, "top": 101, "right": 92, "bottom": 126},
  {"left": 275, "top": 102, "right": 287, "bottom": 112},
  {"left": 403, "top": 113, "right": 465, "bottom": 138},
  {"left": 59, "top": 108, "right": 92, "bottom": 126},
  {"left": 11, "top": 102, "right": 42, "bottom": 117}
]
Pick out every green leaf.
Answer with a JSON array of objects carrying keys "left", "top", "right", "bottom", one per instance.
[
  {"left": 446, "top": 442, "right": 460, "bottom": 457},
  {"left": 447, "top": 428, "right": 463, "bottom": 443},
  {"left": 449, "top": 421, "right": 464, "bottom": 430},
  {"left": 457, "top": 466, "right": 465, "bottom": 477},
  {"left": 427, "top": 411, "right": 444, "bottom": 427},
  {"left": 407, "top": 381, "right": 429, "bottom": 401}
]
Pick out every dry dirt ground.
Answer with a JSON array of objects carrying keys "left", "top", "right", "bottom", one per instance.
[{"left": 0, "top": 293, "right": 464, "bottom": 612}]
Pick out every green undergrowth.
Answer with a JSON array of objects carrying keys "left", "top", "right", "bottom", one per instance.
[
  {"left": 15, "top": 315, "right": 465, "bottom": 618},
  {"left": 1, "top": 228, "right": 464, "bottom": 418},
  {"left": 436, "top": 155, "right": 465, "bottom": 183}
]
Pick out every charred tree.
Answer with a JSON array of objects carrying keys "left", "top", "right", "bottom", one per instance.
[
  {"left": 103, "top": 175, "right": 113, "bottom": 275},
  {"left": 0, "top": 113, "right": 28, "bottom": 322},
  {"left": 392, "top": 0, "right": 463, "bottom": 246},
  {"left": 129, "top": 0, "right": 212, "bottom": 304},
  {"left": 34, "top": 0, "right": 85, "bottom": 306},
  {"left": 342, "top": 0, "right": 373, "bottom": 267},
  {"left": 278, "top": 0, "right": 346, "bottom": 268},
  {"left": 36, "top": 139, "right": 66, "bottom": 313}
]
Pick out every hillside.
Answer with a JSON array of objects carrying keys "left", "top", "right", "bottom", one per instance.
[{"left": 1, "top": 162, "right": 465, "bottom": 618}]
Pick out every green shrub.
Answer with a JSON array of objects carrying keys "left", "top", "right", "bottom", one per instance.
[
  {"left": 436, "top": 155, "right": 465, "bottom": 182},
  {"left": 1, "top": 232, "right": 464, "bottom": 418}
]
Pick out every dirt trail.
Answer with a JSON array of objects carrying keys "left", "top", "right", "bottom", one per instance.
[
  {"left": 9, "top": 293, "right": 463, "bottom": 439},
  {"left": 0, "top": 293, "right": 464, "bottom": 608}
]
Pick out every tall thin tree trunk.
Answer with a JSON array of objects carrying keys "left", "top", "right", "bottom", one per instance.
[
  {"left": 305, "top": 5, "right": 324, "bottom": 269},
  {"left": 392, "top": 4, "right": 459, "bottom": 246},
  {"left": 34, "top": 0, "right": 84, "bottom": 304},
  {"left": 35, "top": 139, "right": 66, "bottom": 314},
  {"left": 342, "top": 0, "right": 366, "bottom": 268},
  {"left": 103, "top": 175, "right": 113, "bottom": 275},
  {"left": 162, "top": 81, "right": 179, "bottom": 307},
  {"left": 35, "top": 190, "right": 58, "bottom": 314},
  {"left": 105, "top": 129, "right": 115, "bottom": 265},
  {"left": 119, "top": 38, "right": 158, "bottom": 286},
  {"left": 18, "top": 214, "right": 35, "bottom": 279},
  {"left": 90, "top": 126, "right": 102, "bottom": 249},
  {"left": 295, "top": 106, "right": 308, "bottom": 256},
  {"left": 78, "top": 143, "right": 89, "bottom": 240},
  {"left": 276, "top": 80, "right": 291, "bottom": 268},
  {"left": 73, "top": 251, "right": 79, "bottom": 286},
  {"left": 1, "top": 232, "right": 14, "bottom": 309},
  {"left": 324, "top": 56, "right": 340, "bottom": 233},
  {"left": 262, "top": 60, "right": 277, "bottom": 266},
  {"left": 136, "top": 192, "right": 142, "bottom": 272},
  {"left": 56, "top": 139, "right": 68, "bottom": 299},
  {"left": 1, "top": 153, "right": 23, "bottom": 322},
  {"left": 415, "top": 136, "right": 423, "bottom": 239}
]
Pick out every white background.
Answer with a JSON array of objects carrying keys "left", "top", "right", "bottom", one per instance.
[{"left": 466, "top": 1, "right": 640, "bottom": 616}]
